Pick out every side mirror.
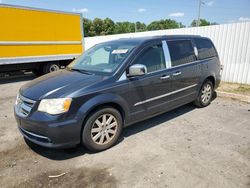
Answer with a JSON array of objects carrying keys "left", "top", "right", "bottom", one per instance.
[{"left": 128, "top": 64, "right": 147, "bottom": 77}]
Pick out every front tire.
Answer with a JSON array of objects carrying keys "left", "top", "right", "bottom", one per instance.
[
  {"left": 195, "top": 80, "right": 214, "bottom": 107},
  {"left": 82, "top": 107, "right": 123, "bottom": 152}
]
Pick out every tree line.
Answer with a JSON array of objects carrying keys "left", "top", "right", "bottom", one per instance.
[{"left": 83, "top": 18, "right": 217, "bottom": 37}]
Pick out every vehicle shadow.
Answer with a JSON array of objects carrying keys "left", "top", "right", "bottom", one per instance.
[
  {"left": 27, "top": 103, "right": 197, "bottom": 161},
  {"left": 121, "top": 92, "right": 217, "bottom": 139},
  {"left": 25, "top": 139, "right": 88, "bottom": 160},
  {"left": 0, "top": 72, "right": 37, "bottom": 85}
]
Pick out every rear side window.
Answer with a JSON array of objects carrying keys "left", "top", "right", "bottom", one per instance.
[
  {"left": 134, "top": 44, "right": 166, "bottom": 73},
  {"left": 167, "top": 40, "right": 196, "bottom": 67},
  {"left": 194, "top": 38, "right": 217, "bottom": 60}
]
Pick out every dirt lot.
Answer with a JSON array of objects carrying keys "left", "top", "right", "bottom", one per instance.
[{"left": 0, "top": 74, "right": 250, "bottom": 188}]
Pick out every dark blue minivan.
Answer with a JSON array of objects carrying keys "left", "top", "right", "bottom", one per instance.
[{"left": 14, "top": 35, "right": 221, "bottom": 151}]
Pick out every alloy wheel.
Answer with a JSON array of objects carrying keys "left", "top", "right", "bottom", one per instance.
[
  {"left": 91, "top": 114, "right": 118, "bottom": 145},
  {"left": 201, "top": 83, "right": 212, "bottom": 104}
]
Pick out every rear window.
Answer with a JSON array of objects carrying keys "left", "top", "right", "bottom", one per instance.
[
  {"left": 194, "top": 38, "right": 217, "bottom": 60},
  {"left": 167, "top": 40, "right": 196, "bottom": 67}
]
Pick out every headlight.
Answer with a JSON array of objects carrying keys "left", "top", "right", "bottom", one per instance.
[{"left": 38, "top": 98, "right": 72, "bottom": 115}]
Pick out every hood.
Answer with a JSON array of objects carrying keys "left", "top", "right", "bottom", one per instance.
[{"left": 20, "top": 70, "right": 106, "bottom": 100}]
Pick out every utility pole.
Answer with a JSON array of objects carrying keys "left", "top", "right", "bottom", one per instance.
[
  {"left": 197, "top": 0, "right": 202, "bottom": 27},
  {"left": 135, "top": 22, "right": 137, "bottom": 32}
]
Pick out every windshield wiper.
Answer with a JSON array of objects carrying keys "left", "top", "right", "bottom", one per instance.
[{"left": 69, "top": 68, "right": 93, "bottom": 75}]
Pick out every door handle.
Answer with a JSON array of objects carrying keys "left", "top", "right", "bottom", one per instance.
[
  {"left": 160, "top": 75, "right": 171, "bottom": 80},
  {"left": 173, "top": 71, "right": 182, "bottom": 76}
]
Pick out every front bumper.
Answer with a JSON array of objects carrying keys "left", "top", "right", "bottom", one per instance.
[{"left": 15, "top": 111, "right": 82, "bottom": 149}]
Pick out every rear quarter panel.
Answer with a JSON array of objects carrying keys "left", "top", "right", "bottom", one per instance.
[{"left": 201, "top": 57, "right": 221, "bottom": 89}]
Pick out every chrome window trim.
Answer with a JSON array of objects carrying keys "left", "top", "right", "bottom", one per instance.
[
  {"left": 117, "top": 38, "right": 210, "bottom": 82},
  {"left": 194, "top": 46, "right": 198, "bottom": 57},
  {"left": 170, "top": 56, "right": 215, "bottom": 69},
  {"left": 162, "top": 40, "right": 172, "bottom": 69},
  {"left": 117, "top": 72, "right": 127, "bottom": 82},
  {"left": 134, "top": 84, "right": 197, "bottom": 106},
  {"left": 127, "top": 40, "right": 170, "bottom": 77},
  {"left": 169, "top": 59, "right": 199, "bottom": 69},
  {"left": 117, "top": 57, "right": 208, "bottom": 82},
  {"left": 166, "top": 39, "right": 197, "bottom": 68}
]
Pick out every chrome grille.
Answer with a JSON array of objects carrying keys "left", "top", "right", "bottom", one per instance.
[{"left": 15, "top": 94, "right": 36, "bottom": 117}]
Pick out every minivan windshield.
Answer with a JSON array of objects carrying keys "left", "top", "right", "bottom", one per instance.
[{"left": 68, "top": 41, "right": 138, "bottom": 75}]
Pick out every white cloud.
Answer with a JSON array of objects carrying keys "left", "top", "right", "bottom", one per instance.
[
  {"left": 168, "top": 12, "right": 184, "bottom": 17},
  {"left": 72, "top": 8, "right": 89, "bottom": 14},
  {"left": 206, "top": 1, "right": 214, "bottom": 6},
  {"left": 239, "top": 17, "right": 250, "bottom": 21},
  {"left": 138, "top": 8, "right": 146, "bottom": 13}
]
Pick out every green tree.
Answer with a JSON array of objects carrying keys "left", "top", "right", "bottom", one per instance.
[
  {"left": 92, "top": 18, "right": 104, "bottom": 36},
  {"left": 164, "top": 19, "right": 180, "bottom": 29},
  {"left": 83, "top": 17, "right": 217, "bottom": 37},
  {"left": 147, "top": 20, "right": 164, "bottom": 31},
  {"left": 114, "top": 22, "right": 135, "bottom": 34},
  {"left": 191, "top": 19, "right": 213, "bottom": 27},
  {"left": 147, "top": 19, "right": 180, "bottom": 31},
  {"left": 88, "top": 25, "right": 96, "bottom": 37},
  {"left": 135, "top": 22, "right": 147, "bottom": 32},
  {"left": 82, "top": 18, "right": 93, "bottom": 37},
  {"left": 102, "top": 18, "right": 115, "bottom": 35}
]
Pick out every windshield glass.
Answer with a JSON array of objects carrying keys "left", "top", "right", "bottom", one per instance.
[{"left": 68, "top": 41, "right": 138, "bottom": 74}]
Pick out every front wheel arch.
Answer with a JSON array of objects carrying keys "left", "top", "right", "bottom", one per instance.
[
  {"left": 75, "top": 94, "right": 128, "bottom": 142},
  {"left": 81, "top": 102, "right": 125, "bottom": 131},
  {"left": 81, "top": 106, "right": 123, "bottom": 151}
]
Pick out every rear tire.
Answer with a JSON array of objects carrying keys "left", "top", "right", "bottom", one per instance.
[
  {"left": 194, "top": 80, "right": 214, "bottom": 107},
  {"left": 82, "top": 107, "right": 123, "bottom": 152},
  {"left": 43, "top": 62, "right": 60, "bottom": 74}
]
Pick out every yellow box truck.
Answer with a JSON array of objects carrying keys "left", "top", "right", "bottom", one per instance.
[{"left": 0, "top": 4, "right": 84, "bottom": 75}]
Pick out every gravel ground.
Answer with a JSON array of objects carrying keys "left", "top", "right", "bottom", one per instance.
[
  {"left": 0, "top": 74, "right": 249, "bottom": 188},
  {"left": 218, "top": 82, "right": 250, "bottom": 96}
]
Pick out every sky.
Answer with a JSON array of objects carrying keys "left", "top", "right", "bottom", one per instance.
[{"left": 1, "top": 0, "right": 250, "bottom": 26}]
